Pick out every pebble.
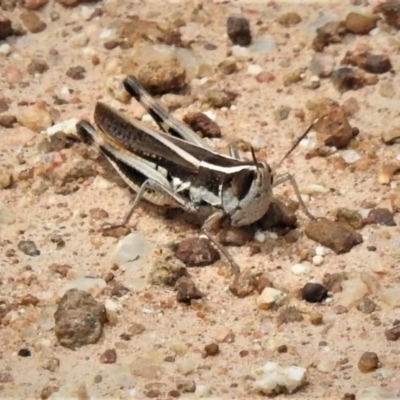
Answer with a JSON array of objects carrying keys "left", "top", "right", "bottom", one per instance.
[
  {"left": 17, "top": 105, "right": 52, "bottom": 132},
  {"left": 175, "top": 276, "right": 203, "bottom": 304},
  {"left": 277, "top": 306, "right": 303, "bottom": 325},
  {"left": 204, "top": 343, "right": 219, "bottom": 357},
  {"left": 147, "top": 246, "right": 188, "bottom": 287},
  {"left": 356, "top": 298, "right": 376, "bottom": 314},
  {"left": 218, "top": 57, "right": 238, "bottom": 75},
  {"left": 183, "top": 112, "right": 221, "bottom": 138},
  {"left": 344, "top": 12, "right": 377, "bottom": 34},
  {"left": 331, "top": 67, "right": 367, "bottom": 92},
  {"left": 277, "top": 12, "right": 302, "bottom": 27},
  {"left": 312, "top": 255, "right": 324, "bottom": 266},
  {"left": 256, "top": 71, "right": 275, "bottom": 83},
  {"left": 382, "top": 127, "right": 400, "bottom": 145},
  {"left": 0, "top": 14, "right": 13, "bottom": 40},
  {"left": 309, "top": 311, "right": 323, "bottom": 325},
  {"left": 378, "top": 161, "right": 400, "bottom": 184},
  {"left": 66, "top": 66, "right": 86, "bottom": 80},
  {"left": 100, "top": 349, "right": 117, "bottom": 364},
  {"left": 0, "top": 115, "right": 17, "bottom": 128},
  {"left": 379, "top": 81, "right": 396, "bottom": 98},
  {"left": 20, "top": 10, "right": 47, "bottom": 33},
  {"left": 175, "top": 237, "right": 220, "bottom": 267},
  {"left": 334, "top": 208, "right": 365, "bottom": 230},
  {"left": 106, "top": 75, "right": 131, "bottom": 103},
  {"left": 257, "top": 287, "right": 287, "bottom": 310},
  {"left": 375, "top": 0, "right": 400, "bottom": 29},
  {"left": 5, "top": 66, "right": 24, "bottom": 84},
  {"left": 231, "top": 45, "right": 251, "bottom": 60},
  {"left": 302, "top": 282, "right": 328, "bottom": 303},
  {"left": 366, "top": 208, "right": 396, "bottom": 226},
  {"left": 176, "top": 357, "right": 196, "bottom": 375},
  {"left": 253, "top": 362, "right": 307, "bottom": 395},
  {"left": 336, "top": 278, "right": 368, "bottom": 308},
  {"left": 194, "top": 385, "right": 211, "bottom": 397},
  {"left": 358, "top": 352, "right": 380, "bottom": 373},
  {"left": 110, "top": 233, "right": 153, "bottom": 271},
  {"left": 54, "top": 289, "right": 107, "bottom": 349},
  {"left": 229, "top": 267, "right": 258, "bottom": 298},
  {"left": 17, "top": 240, "right": 40, "bottom": 256},
  {"left": 380, "top": 285, "right": 400, "bottom": 307},
  {"left": 227, "top": 15, "right": 251, "bottom": 46},
  {"left": 27, "top": 58, "right": 49, "bottom": 75},
  {"left": 384, "top": 325, "right": 400, "bottom": 341},
  {"left": 0, "top": 168, "right": 12, "bottom": 189},
  {"left": 342, "top": 149, "right": 361, "bottom": 164},
  {"left": 42, "top": 357, "right": 60, "bottom": 372},
  {"left": 40, "top": 385, "right": 59, "bottom": 399},
  {"left": 305, "top": 219, "right": 363, "bottom": 254},
  {"left": 291, "top": 263, "right": 309, "bottom": 275},
  {"left": 22, "top": 0, "right": 49, "bottom": 10},
  {"left": 0, "top": 43, "right": 11, "bottom": 55},
  {"left": 342, "top": 51, "right": 392, "bottom": 74},
  {"left": 176, "top": 379, "right": 196, "bottom": 393},
  {"left": 312, "top": 21, "right": 347, "bottom": 52}
]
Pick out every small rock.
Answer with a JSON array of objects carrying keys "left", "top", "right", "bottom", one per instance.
[
  {"left": 101, "top": 225, "right": 131, "bottom": 239},
  {"left": 217, "top": 225, "right": 254, "bottom": 246},
  {"left": 175, "top": 276, "right": 203, "bottom": 304},
  {"left": 276, "top": 306, "right": 303, "bottom": 325},
  {"left": 54, "top": 288, "right": 107, "bottom": 349},
  {"left": 257, "top": 287, "right": 287, "bottom": 310},
  {"left": 256, "top": 71, "right": 276, "bottom": 83},
  {"left": 0, "top": 115, "right": 16, "bottom": 128},
  {"left": 283, "top": 69, "right": 304, "bottom": 87},
  {"left": 204, "top": 343, "right": 219, "bottom": 357},
  {"left": 356, "top": 298, "right": 376, "bottom": 314},
  {"left": 40, "top": 386, "right": 59, "bottom": 400},
  {"left": 334, "top": 305, "right": 349, "bottom": 314},
  {"left": 305, "top": 219, "right": 363, "bottom": 254},
  {"left": 358, "top": 352, "right": 380, "bottom": 373},
  {"left": 17, "top": 240, "right": 40, "bottom": 256},
  {"left": 128, "top": 322, "right": 146, "bottom": 336},
  {"left": 366, "top": 208, "right": 396, "bottom": 226},
  {"left": 309, "top": 311, "right": 323, "bottom": 325},
  {"left": 229, "top": 267, "right": 258, "bottom": 298},
  {"left": 42, "top": 357, "right": 60, "bottom": 372},
  {"left": 253, "top": 362, "right": 307, "bottom": 395},
  {"left": 313, "top": 106, "right": 354, "bottom": 149},
  {"left": 21, "top": 0, "right": 49, "bottom": 10},
  {"left": 205, "top": 89, "right": 234, "bottom": 108},
  {"left": 381, "top": 285, "right": 400, "bottom": 307},
  {"left": 174, "top": 237, "right": 220, "bottom": 267},
  {"left": 277, "top": 12, "right": 302, "bottom": 27},
  {"left": 302, "top": 283, "right": 328, "bottom": 303},
  {"left": 334, "top": 208, "right": 365, "bottom": 229},
  {"left": 342, "top": 97, "right": 360, "bottom": 116},
  {"left": 18, "top": 348, "right": 31, "bottom": 357},
  {"left": 46, "top": 118, "right": 80, "bottom": 137},
  {"left": 342, "top": 51, "right": 392, "bottom": 74},
  {"left": 344, "top": 12, "right": 377, "bottom": 34},
  {"left": 374, "top": 0, "right": 400, "bottom": 29},
  {"left": 384, "top": 325, "right": 400, "bottom": 341},
  {"left": 331, "top": 67, "right": 370, "bottom": 92},
  {"left": 176, "top": 379, "right": 196, "bottom": 393},
  {"left": 100, "top": 349, "right": 117, "bottom": 364},
  {"left": 20, "top": 10, "right": 46, "bottom": 33},
  {"left": 0, "top": 14, "right": 13, "bottom": 40},
  {"left": 183, "top": 112, "right": 221, "bottom": 138},
  {"left": 312, "top": 21, "right": 347, "bottom": 52},
  {"left": 66, "top": 66, "right": 86, "bottom": 80},
  {"left": 336, "top": 278, "right": 368, "bottom": 308},
  {"left": 260, "top": 198, "right": 297, "bottom": 229},
  {"left": 378, "top": 161, "right": 400, "bottom": 184},
  {"left": 227, "top": 15, "right": 251, "bottom": 46},
  {"left": 17, "top": 105, "right": 52, "bottom": 132},
  {"left": 218, "top": 58, "right": 238, "bottom": 75},
  {"left": 382, "top": 127, "right": 400, "bottom": 144},
  {"left": 148, "top": 246, "right": 188, "bottom": 286},
  {"left": 27, "top": 59, "right": 49, "bottom": 75},
  {"left": 0, "top": 168, "right": 12, "bottom": 189},
  {"left": 106, "top": 74, "right": 131, "bottom": 104},
  {"left": 309, "top": 53, "right": 335, "bottom": 78}
]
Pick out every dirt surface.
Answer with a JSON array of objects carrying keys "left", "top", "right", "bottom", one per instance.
[{"left": 1, "top": 0, "right": 400, "bottom": 399}]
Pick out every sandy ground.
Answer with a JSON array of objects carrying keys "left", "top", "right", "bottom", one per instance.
[{"left": 1, "top": 0, "right": 400, "bottom": 399}]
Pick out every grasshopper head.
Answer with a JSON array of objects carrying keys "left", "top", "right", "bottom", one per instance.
[{"left": 223, "top": 162, "right": 274, "bottom": 226}]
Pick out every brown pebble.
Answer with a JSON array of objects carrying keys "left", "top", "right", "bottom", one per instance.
[
  {"left": 334, "top": 305, "right": 349, "bottom": 314},
  {"left": 40, "top": 386, "right": 59, "bottom": 400},
  {"left": 227, "top": 15, "right": 252, "bottom": 46},
  {"left": 366, "top": 208, "right": 396, "bottom": 226},
  {"left": 21, "top": 0, "right": 49, "bottom": 10},
  {"left": 356, "top": 297, "right": 376, "bottom": 314},
  {"left": 322, "top": 272, "right": 348, "bottom": 290},
  {"left": 256, "top": 71, "right": 275, "bottom": 83},
  {"left": 309, "top": 311, "right": 323, "bottom": 325},
  {"left": 175, "top": 276, "right": 203, "bottom": 304},
  {"left": 19, "top": 294, "right": 40, "bottom": 306},
  {"left": 331, "top": 67, "right": 370, "bottom": 93},
  {"left": 358, "top": 351, "right": 380, "bottom": 372},
  {"left": 312, "top": 21, "right": 347, "bottom": 52},
  {"left": 229, "top": 267, "right": 257, "bottom": 298},
  {"left": 374, "top": 1, "right": 400, "bottom": 29},
  {"left": 4, "top": 66, "right": 24, "bottom": 84},
  {"left": 260, "top": 198, "right": 297, "bottom": 229},
  {"left": 277, "top": 12, "right": 302, "bottom": 27},
  {"left": 20, "top": 10, "right": 47, "bottom": 33},
  {"left": 342, "top": 51, "right": 392, "bottom": 74},
  {"left": 385, "top": 325, "right": 400, "bottom": 341},
  {"left": 239, "top": 350, "right": 249, "bottom": 357},
  {"left": 49, "top": 263, "right": 71, "bottom": 277},
  {"left": 0, "top": 115, "right": 17, "bottom": 128},
  {"left": 101, "top": 225, "right": 130, "bottom": 238},
  {"left": 27, "top": 59, "right": 49, "bottom": 75},
  {"left": 277, "top": 344, "right": 288, "bottom": 353},
  {"left": 89, "top": 208, "right": 109, "bottom": 220},
  {"left": 344, "top": 12, "right": 377, "bottom": 34},
  {"left": 342, "top": 394, "right": 355, "bottom": 400},
  {"left": 204, "top": 343, "right": 219, "bottom": 356},
  {"left": 66, "top": 66, "right": 86, "bottom": 80},
  {"left": 183, "top": 112, "right": 221, "bottom": 138},
  {"left": 168, "top": 390, "right": 181, "bottom": 398},
  {"left": 175, "top": 237, "right": 220, "bottom": 267},
  {"left": 0, "top": 14, "right": 13, "bottom": 40},
  {"left": 276, "top": 306, "right": 303, "bottom": 326},
  {"left": 100, "top": 349, "right": 117, "bottom": 364}
]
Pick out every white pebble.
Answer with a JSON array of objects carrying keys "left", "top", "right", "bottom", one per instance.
[
  {"left": 81, "top": 5, "right": 95, "bottom": 20},
  {"left": 231, "top": 45, "right": 251, "bottom": 61},
  {"left": 142, "top": 114, "right": 153, "bottom": 122},
  {"left": 291, "top": 263, "right": 309, "bottom": 275},
  {"left": 203, "top": 110, "right": 217, "bottom": 121},
  {"left": 0, "top": 43, "right": 12, "bottom": 56},
  {"left": 302, "top": 184, "right": 330, "bottom": 195},
  {"left": 315, "top": 246, "right": 325, "bottom": 256},
  {"left": 254, "top": 230, "right": 266, "bottom": 243},
  {"left": 257, "top": 287, "right": 287, "bottom": 310},
  {"left": 195, "top": 384, "right": 212, "bottom": 397},
  {"left": 46, "top": 118, "right": 80, "bottom": 136},
  {"left": 176, "top": 358, "right": 195, "bottom": 375},
  {"left": 342, "top": 149, "right": 361, "bottom": 164},
  {"left": 60, "top": 86, "right": 71, "bottom": 96},
  {"left": 247, "top": 64, "right": 264, "bottom": 75},
  {"left": 312, "top": 255, "right": 324, "bottom": 266},
  {"left": 99, "top": 28, "right": 114, "bottom": 39}
]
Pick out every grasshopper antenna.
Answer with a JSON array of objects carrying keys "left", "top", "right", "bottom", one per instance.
[
  {"left": 277, "top": 118, "right": 318, "bottom": 167},
  {"left": 250, "top": 146, "right": 260, "bottom": 174}
]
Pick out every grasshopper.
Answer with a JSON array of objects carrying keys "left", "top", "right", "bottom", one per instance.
[{"left": 76, "top": 75, "right": 315, "bottom": 274}]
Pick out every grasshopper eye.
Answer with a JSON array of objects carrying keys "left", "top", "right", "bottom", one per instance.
[{"left": 231, "top": 169, "right": 255, "bottom": 199}]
